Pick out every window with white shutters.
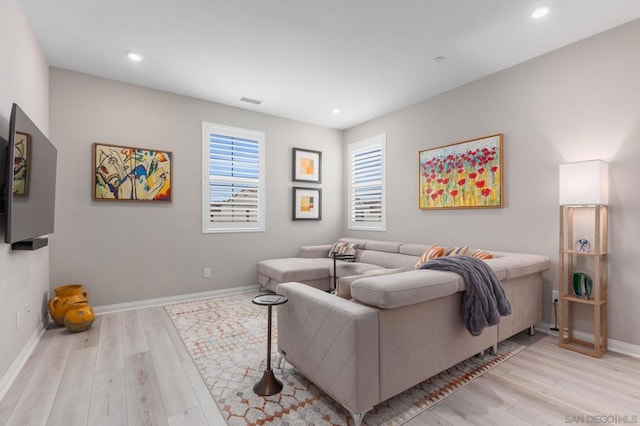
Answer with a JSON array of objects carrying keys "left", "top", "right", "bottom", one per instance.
[
  {"left": 348, "top": 134, "right": 386, "bottom": 231},
  {"left": 202, "top": 122, "right": 265, "bottom": 233}
]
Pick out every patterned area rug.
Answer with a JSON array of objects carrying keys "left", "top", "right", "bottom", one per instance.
[{"left": 165, "top": 292, "right": 525, "bottom": 425}]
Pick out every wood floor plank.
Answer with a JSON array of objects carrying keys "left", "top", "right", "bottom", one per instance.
[
  {"left": 159, "top": 307, "right": 228, "bottom": 424},
  {"left": 72, "top": 314, "right": 102, "bottom": 351},
  {"left": 167, "top": 406, "right": 208, "bottom": 426},
  {"left": 95, "top": 312, "right": 124, "bottom": 375},
  {"left": 125, "top": 351, "right": 169, "bottom": 426},
  {"left": 5, "top": 330, "right": 77, "bottom": 426},
  {"left": 432, "top": 389, "right": 529, "bottom": 426},
  {"left": 140, "top": 306, "right": 168, "bottom": 332},
  {"left": 87, "top": 369, "right": 128, "bottom": 426},
  {"left": 145, "top": 327, "right": 199, "bottom": 417},
  {"left": 123, "top": 309, "right": 149, "bottom": 355},
  {"left": 507, "top": 399, "right": 571, "bottom": 425},
  {"left": 46, "top": 346, "right": 97, "bottom": 426},
  {"left": 403, "top": 408, "right": 454, "bottom": 425}
]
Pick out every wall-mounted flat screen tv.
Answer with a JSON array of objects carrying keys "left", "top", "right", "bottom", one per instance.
[{"left": 4, "top": 103, "right": 57, "bottom": 249}]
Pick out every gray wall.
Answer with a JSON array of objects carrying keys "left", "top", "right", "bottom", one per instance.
[
  {"left": 49, "top": 69, "right": 343, "bottom": 307},
  {"left": 344, "top": 19, "right": 640, "bottom": 346},
  {"left": 0, "top": 0, "right": 50, "bottom": 383}
]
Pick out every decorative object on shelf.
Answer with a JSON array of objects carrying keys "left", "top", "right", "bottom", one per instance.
[
  {"left": 63, "top": 301, "right": 95, "bottom": 332},
  {"left": 292, "top": 187, "right": 321, "bottom": 220},
  {"left": 48, "top": 284, "right": 89, "bottom": 327},
  {"left": 572, "top": 272, "right": 593, "bottom": 299},
  {"left": 419, "top": 134, "right": 503, "bottom": 209},
  {"left": 292, "top": 148, "right": 321, "bottom": 183},
  {"left": 574, "top": 238, "right": 591, "bottom": 253},
  {"left": 93, "top": 142, "right": 172, "bottom": 202},
  {"left": 558, "top": 159, "right": 609, "bottom": 358}
]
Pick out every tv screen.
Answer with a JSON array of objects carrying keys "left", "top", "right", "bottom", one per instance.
[{"left": 4, "top": 103, "right": 57, "bottom": 246}]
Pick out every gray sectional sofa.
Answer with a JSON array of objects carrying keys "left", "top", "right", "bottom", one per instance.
[{"left": 258, "top": 238, "right": 550, "bottom": 426}]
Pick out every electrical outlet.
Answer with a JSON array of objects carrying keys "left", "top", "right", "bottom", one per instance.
[
  {"left": 552, "top": 290, "right": 559, "bottom": 305},
  {"left": 16, "top": 312, "right": 21, "bottom": 331},
  {"left": 26, "top": 303, "right": 31, "bottom": 313},
  {"left": 204, "top": 268, "right": 211, "bottom": 278}
]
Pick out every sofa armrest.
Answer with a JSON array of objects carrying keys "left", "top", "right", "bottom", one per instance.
[
  {"left": 276, "top": 282, "right": 380, "bottom": 414},
  {"left": 299, "top": 244, "right": 332, "bottom": 258}
]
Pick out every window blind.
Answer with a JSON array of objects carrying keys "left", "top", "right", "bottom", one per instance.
[
  {"left": 203, "top": 123, "right": 265, "bottom": 232},
  {"left": 348, "top": 135, "right": 386, "bottom": 230}
]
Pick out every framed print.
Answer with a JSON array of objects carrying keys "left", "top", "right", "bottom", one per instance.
[
  {"left": 293, "top": 187, "right": 321, "bottom": 220},
  {"left": 12, "top": 132, "right": 30, "bottom": 196},
  {"left": 419, "top": 134, "right": 503, "bottom": 209},
  {"left": 292, "top": 148, "right": 321, "bottom": 183},
  {"left": 93, "top": 142, "right": 172, "bottom": 202}
]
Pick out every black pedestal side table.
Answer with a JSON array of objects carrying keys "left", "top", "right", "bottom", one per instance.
[
  {"left": 252, "top": 293, "right": 288, "bottom": 396},
  {"left": 330, "top": 252, "right": 357, "bottom": 293}
]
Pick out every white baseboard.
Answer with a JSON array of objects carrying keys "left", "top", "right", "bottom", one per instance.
[
  {"left": 536, "top": 321, "right": 640, "bottom": 358},
  {"left": 93, "top": 284, "right": 260, "bottom": 315},
  {"left": 0, "top": 322, "right": 46, "bottom": 403}
]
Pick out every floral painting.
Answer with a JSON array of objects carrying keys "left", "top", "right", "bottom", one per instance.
[
  {"left": 93, "top": 143, "right": 172, "bottom": 202},
  {"left": 419, "top": 134, "right": 503, "bottom": 209}
]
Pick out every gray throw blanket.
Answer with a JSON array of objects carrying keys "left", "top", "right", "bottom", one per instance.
[{"left": 419, "top": 255, "right": 511, "bottom": 336}]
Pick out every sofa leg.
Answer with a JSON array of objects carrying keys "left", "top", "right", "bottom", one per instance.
[
  {"left": 527, "top": 325, "right": 535, "bottom": 336},
  {"left": 490, "top": 344, "right": 498, "bottom": 356},
  {"left": 344, "top": 406, "right": 369, "bottom": 426}
]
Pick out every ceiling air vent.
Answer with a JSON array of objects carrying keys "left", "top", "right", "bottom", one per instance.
[{"left": 240, "top": 97, "right": 262, "bottom": 105}]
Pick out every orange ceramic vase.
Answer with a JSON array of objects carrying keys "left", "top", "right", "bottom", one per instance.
[
  {"left": 48, "top": 284, "right": 88, "bottom": 327},
  {"left": 63, "top": 301, "right": 95, "bottom": 332}
]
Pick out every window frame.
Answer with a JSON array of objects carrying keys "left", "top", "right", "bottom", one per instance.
[
  {"left": 202, "top": 122, "right": 266, "bottom": 233},
  {"left": 347, "top": 134, "right": 387, "bottom": 231}
]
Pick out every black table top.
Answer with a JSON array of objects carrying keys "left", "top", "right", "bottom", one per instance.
[{"left": 252, "top": 293, "right": 288, "bottom": 306}]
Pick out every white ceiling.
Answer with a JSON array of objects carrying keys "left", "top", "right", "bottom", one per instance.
[{"left": 19, "top": 0, "right": 640, "bottom": 129}]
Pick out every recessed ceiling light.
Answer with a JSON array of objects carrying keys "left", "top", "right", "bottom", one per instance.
[
  {"left": 125, "top": 51, "right": 143, "bottom": 62},
  {"left": 332, "top": 108, "right": 341, "bottom": 114},
  {"left": 532, "top": 6, "right": 550, "bottom": 19}
]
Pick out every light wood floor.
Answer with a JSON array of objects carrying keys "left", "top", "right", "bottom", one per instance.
[{"left": 1, "top": 305, "right": 639, "bottom": 425}]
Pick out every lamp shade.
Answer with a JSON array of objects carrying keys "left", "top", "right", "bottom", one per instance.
[{"left": 559, "top": 160, "right": 609, "bottom": 205}]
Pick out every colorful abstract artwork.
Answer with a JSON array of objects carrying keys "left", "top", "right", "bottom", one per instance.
[
  {"left": 93, "top": 143, "right": 172, "bottom": 202},
  {"left": 293, "top": 187, "right": 321, "bottom": 220},
  {"left": 292, "top": 148, "right": 321, "bottom": 183},
  {"left": 419, "top": 134, "right": 503, "bottom": 209},
  {"left": 12, "top": 132, "right": 30, "bottom": 196}
]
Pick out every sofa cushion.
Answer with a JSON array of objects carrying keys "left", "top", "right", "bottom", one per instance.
[
  {"left": 333, "top": 262, "right": 382, "bottom": 277},
  {"left": 414, "top": 244, "right": 445, "bottom": 269},
  {"left": 336, "top": 268, "right": 406, "bottom": 299},
  {"left": 363, "top": 240, "right": 403, "bottom": 253},
  {"left": 445, "top": 245, "right": 469, "bottom": 256},
  {"left": 299, "top": 244, "right": 332, "bottom": 258},
  {"left": 257, "top": 257, "right": 333, "bottom": 282},
  {"left": 470, "top": 249, "right": 493, "bottom": 259},
  {"left": 351, "top": 270, "right": 463, "bottom": 309},
  {"left": 399, "top": 243, "right": 431, "bottom": 256},
  {"left": 359, "top": 250, "right": 420, "bottom": 270}
]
